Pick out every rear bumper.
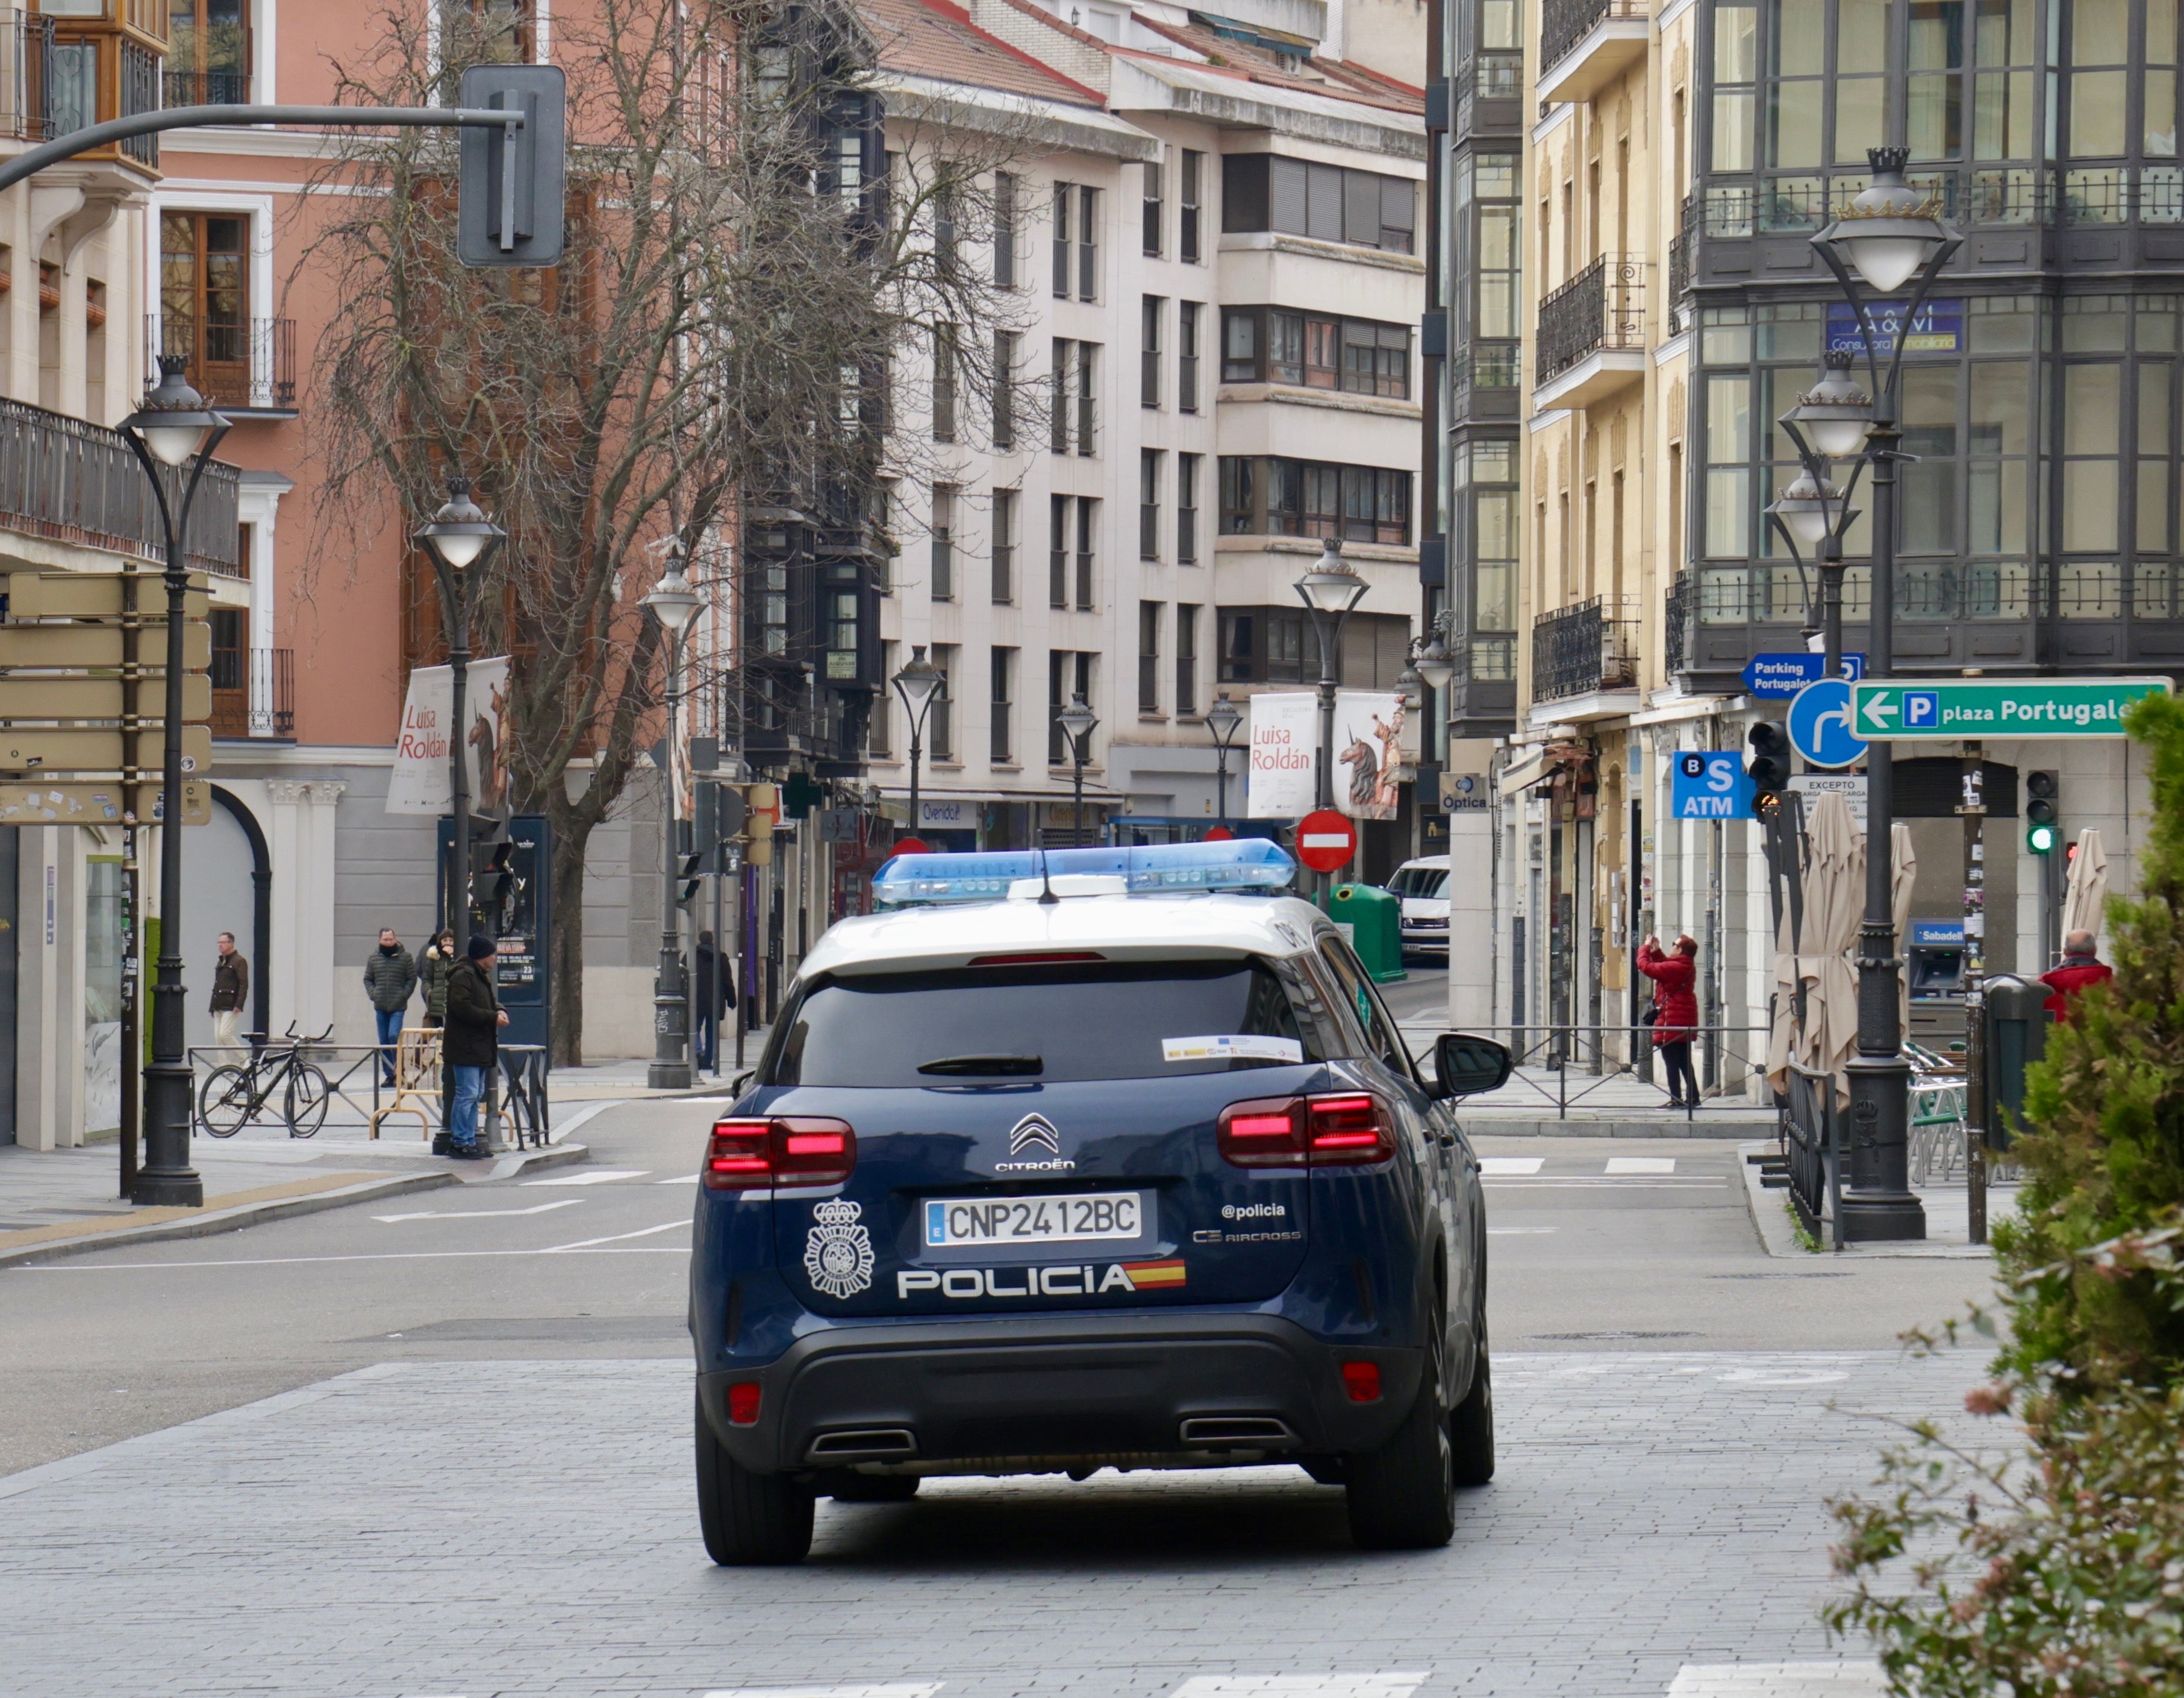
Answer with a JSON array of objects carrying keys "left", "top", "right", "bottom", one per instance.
[{"left": 697, "top": 1313, "right": 1423, "bottom": 1476}]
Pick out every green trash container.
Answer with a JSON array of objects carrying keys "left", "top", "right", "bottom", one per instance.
[{"left": 1328, "top": 883, "right": 1406, "bottom": 983}]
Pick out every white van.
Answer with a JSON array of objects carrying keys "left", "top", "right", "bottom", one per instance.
[{"left": 1385, "top": 855, "right": 1450, "bottom": 958}]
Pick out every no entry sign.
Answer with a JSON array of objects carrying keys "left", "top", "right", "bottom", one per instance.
[{"left": 1296, "top": 808, "right": 1358, "bottom": 873}]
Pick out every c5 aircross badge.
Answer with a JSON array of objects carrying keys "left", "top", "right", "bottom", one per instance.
[{"left": 803, "top": 1198, "right": 875, "bottom": 1299}]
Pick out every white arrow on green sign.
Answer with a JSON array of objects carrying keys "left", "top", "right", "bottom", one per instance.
[{"left": 1851, "top": 676, "right": 2171, "bottom": 738}]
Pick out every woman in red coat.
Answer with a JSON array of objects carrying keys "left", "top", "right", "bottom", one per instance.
[{"left": 1636, "top": 934, "right": 1702, "bottom": 1108}]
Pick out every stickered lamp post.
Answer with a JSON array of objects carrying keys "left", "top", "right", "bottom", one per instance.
[
  {"left": 890, "top": 645, "right": 944, "bottom": 840},
  {"left": 414, "top": 478, "right": 507, "bottom": 941},
  {"left": 644, "top": 542, "right": 705, "bottom": 1091},
  {"left": 1204, "top": 691, "right": 1243, "bottom": 831},
  {"left": 1294, "top": 539, "right": 1368, "bottom": 901},
  {"left": 119, "top": 354, "right": 231, "bottom": 1208},
  {"left": 1058, "top": 694, "right": 1099, "bottom": 846}
]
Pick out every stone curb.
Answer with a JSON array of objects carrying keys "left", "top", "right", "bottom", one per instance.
[
  {"left": 1738, "top": 1139, "right": 1812, "bottom": 1259},
  {"left": 1461, "top": 1115, "right": 1782, "bottom": 1140}
]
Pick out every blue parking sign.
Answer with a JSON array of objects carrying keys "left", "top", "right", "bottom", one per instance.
[
  {"left": 1904, "top": 690, "right": 1941, "bottom": 731},
  {"left": 1670, "top": 751, "right": 1755, "bottom": 820}
]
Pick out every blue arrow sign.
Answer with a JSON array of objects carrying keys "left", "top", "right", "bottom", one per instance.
[
  {"left": 1742, "top": 652, "right": 1867, "bottom": 699},
  {"left": 1788, "top": 678, "right": 1868, "bottom": 770},
  {"left": 1670, "top": 750, "right": 1755, "bottom": 820}
]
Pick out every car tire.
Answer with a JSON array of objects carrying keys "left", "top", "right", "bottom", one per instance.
[
  {"left": 1344, "top": 1319, "right": 1456, "bottom": 1550},
  {"left": 1449, "top": 1316, "right": 1495, "bottom": 1487},
  {"left": 695, "top": 1394, "right": 814, "bottom": 1565},
  {"left": 825, "top": 1472, "right": 921, "bottom": 1503}
]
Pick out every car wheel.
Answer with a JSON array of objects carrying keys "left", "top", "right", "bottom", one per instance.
[
  {"left": 1345, "top": 1317, "right": 1456, "bottom": 1550},
  {"left": 1449, "top": 1312, "right": 1496, "bottom": 1487},
  {"left": 694, "top": 1393, "right": 814, "bottom": 1565},
  {"left": 824, "top": 1472, "right": 921, "bottom": 1503}
]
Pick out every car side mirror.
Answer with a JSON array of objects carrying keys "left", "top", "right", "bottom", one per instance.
[{"left": 1434, "top": 1032, "right": 1513, "bottom": 1098}]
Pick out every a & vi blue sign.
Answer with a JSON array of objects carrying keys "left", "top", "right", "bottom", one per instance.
[{"left": 1671, "top": 751, "right": 1755, "bottom": 820}]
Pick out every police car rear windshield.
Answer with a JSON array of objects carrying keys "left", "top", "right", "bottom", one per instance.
[{"left": 765, "top": 960, "right": 1324, "bottom": 1087}]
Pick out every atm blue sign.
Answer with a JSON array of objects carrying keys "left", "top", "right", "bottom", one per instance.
[
  {"left": 1826, "top": 299, "right": 1963, "bottom": 357},
  {"left": 1671, "top": 751, "right": 1755, "bottom": 820}
]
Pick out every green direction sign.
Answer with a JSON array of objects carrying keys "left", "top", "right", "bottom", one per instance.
[{"left": 1852, "top": 676, "right": 2172, "bottom": 739}]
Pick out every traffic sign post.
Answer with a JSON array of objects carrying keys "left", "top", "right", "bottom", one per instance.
[
  {"left": 1853, "top": 677, "right": 2170, "bottom": 738},
  {"left": 1296, "top": 808, "right": 1358, "bottom": 875}
]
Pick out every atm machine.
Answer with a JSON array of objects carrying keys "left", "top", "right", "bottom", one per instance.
[{"left": 1905, "top": 918, "right": 1968, "bottom": 1050}]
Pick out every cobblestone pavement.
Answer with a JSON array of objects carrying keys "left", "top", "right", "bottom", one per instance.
[{"left": 2, "top": 1347, "right": 1988, "bottom": 1698}]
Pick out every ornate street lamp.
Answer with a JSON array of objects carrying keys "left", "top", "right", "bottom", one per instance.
[
  {"left": 1294, "top": 539, "right": 1368, "bottom": 898},
  {"left": 119, "top": 354, "right": 231, "bottom": 1208},
  {"left": 1057, "top": 693, "right": 1099, "bottom": 846},
  {"left": 1414, "top": 621, "right": 1456, "bottom": 693},
  {"left": 890, "top": 645, "right": 944, "bottom": 838},
  {"left": 1203, "top": 691, "right": 1243, "bottom": 830},
  {"left": 643, "top": 540, "right": 705, "bottom": 1091},
  {"left": 414, "top": 478, "right": 507, "bottom": 941}
]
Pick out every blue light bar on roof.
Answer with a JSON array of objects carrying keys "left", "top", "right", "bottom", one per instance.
[{"left": 871, "top": 838, "right": 1297, "bottom": 906}]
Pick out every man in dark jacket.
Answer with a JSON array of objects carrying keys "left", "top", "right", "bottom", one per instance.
[
  {"left": 443, "top": 933, "right": 508, "bottom": 1158},
  {"left": 363, "top": 928, "right": 419, "bottom": 1084},
  {"left": 209, "top": 931, "right": 249, "bottom": 1058},
  {"left": 2041, "top": 929, "right": 2115, "bottom": 1023},
  {"left": 693, "top": 930, "right": 732, "bottom": 1073}
]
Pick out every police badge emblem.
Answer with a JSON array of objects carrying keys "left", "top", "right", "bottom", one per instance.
[{"left": 803, "top": 1198, "right": 875, "bottom": 1299}]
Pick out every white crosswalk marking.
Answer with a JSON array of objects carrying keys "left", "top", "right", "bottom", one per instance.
[
  {"left": 1172, "top": 1679, "right": 1431, "bottom": 1697},
  {"left": 705, "top": 1687, "right": 943, "bottom": 1698},
  {"left": 520, "top": 1169, "right": 652, "bottom": 1186},
  {"left": 1606, "top": 1156, "right": 1677, "bottom": 1174},
  {"left": 1478, "top": 1156, "right": 1544, "bottom": 1175},
  {"left": 1667, "top": 1664, "right": 1884, "bottom": 1697},
  {"left": 372, "top": 1199, "right": 583, "bottom": 1223}
]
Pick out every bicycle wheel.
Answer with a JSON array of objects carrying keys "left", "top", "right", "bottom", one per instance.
[
  {"left": 284, "top": 1063, "right": 331, "bottom": 1138},
  {"left": 199, "top": 1066, "right": 258, "bottom": 1137}
]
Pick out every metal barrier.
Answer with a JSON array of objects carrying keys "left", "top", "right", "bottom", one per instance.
[
  {"left": 499, "top": 1046, "right": 550, "bottom": 1151},
  {"left": 190, "top": 1037, "right": 553, "bottom": 1151},
  {"left": 1782, "top": 1061, "right": 1843, "bottom": 1247},
  {"left": 1448, "top": 1023, "right": 1778, "bottom": 1119}
]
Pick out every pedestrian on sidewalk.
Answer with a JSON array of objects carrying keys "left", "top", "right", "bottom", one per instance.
[
  {"left": 209, "top": 931, "right": 249, "bottom": 1058},
  {"left": 363, "top": 927, "right": 419, "bottom": 1085},
  {"left": 693, "top": 929, "right": 732, "bottom": 1074},
  {"left": 419, "top": 929, "right": 457, "bottom": 1029},
  {"left": 444, "top": 932, "right": 509, "bottom": 1159},
  {"left": 2040, "top": 929, "right": 2115, "bottom": 1023},
  {"left": 1636, "top": 934, "right": 1702, "bottom": 1109}
]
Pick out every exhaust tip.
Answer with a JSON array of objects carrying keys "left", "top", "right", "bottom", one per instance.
[
  {"left": 1178, "top": 1416, "right": 1298, "bottom": 1448},
  {"left": 806, "top": 1428, "right": 918, "bottom": 1462}
]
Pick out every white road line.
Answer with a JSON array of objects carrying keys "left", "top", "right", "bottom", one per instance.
[
  {"left": 372, "top": 1199, "right": 584, "bottom": 1223},
  {"left": 655, "top": 1175, "right": 699, "bottom": 1184},
  {"left": 539, "top": 1219, "right": 690, "bottom": 1252},
  {"left": 20, "top": 1244, "right": 692, "bottom": 1271},
  {"left": 1173, "top": 1678, "right": 1432, "bottom": 1697},
  {"left": 520, "top": 1169, "right": 652, "bottom": 1186},
  {"left": 1487, "top": 1226, "right": 1558, "bottom": 1235},
  {"left": 706, "top": 1687, "right": 943, "bottom": 1698},
  {"left": 1479, "top": 1156, "right": 1544, "bottom": 1175},
  {"left": 1606, "top": 1156, "right": 1678, "bottom": 1175},
  {"left": 1667, "top": 1664, "right": 1884, "bottom": 1697},
  {"left": 1482, "top": 1178, "right": 1726, "bottom": 1189}
]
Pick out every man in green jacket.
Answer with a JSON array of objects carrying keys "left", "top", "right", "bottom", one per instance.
[{"left": 363, "top": 928, "right": 419, "bottom": 1085}]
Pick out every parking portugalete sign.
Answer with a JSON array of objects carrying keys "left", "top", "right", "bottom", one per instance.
[
  {"left": 1852, "top": 677, "right": 2172, "bottom": 738},
  {"left": 1742, "top": 652, "right": 1865, "bottom": 699}
]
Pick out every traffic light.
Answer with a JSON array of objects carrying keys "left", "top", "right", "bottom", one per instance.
[
  {"left": 2026, "top": 769, "right": 2059, "bottom": 854},
  {"left": 1746, "top": 722, "right": 1792, "bottom": 813},
  {"left": 457, "top": 65, "right": 567, "bottom": 267}
]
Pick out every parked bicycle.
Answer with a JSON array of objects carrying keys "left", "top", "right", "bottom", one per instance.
[{"left": 199, "top": 1022, "right": 335, "bottom": 1138}]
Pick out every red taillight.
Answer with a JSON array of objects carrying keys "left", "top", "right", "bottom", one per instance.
[
  {"left": 704, "top": 1117, "right": 856, "bottom": 1190},
  {"left": 1341, "top": 1361, "right": 1382, "bottom": 1403},
  {"left": 727, "top": 1382, "right": 762, "bottom": 1425},
  {"left": 1217, "top": 1093, "right": 1394, "bottom": 1169}
]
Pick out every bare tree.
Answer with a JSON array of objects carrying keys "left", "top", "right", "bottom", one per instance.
[{"left": 298, "top": 0, "right": 1023, "bottom": 1060}]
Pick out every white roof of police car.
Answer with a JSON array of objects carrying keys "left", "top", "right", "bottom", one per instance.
[{"left": 800, "top": 891, "right": 1338, "bottom": 978}]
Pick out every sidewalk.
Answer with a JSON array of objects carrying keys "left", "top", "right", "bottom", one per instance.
[{"left": 1737, "top": 1138, "right": 2013, "bottom": 1259}]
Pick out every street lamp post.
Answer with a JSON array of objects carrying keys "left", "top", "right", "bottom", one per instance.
[
  {"left": 890, "top": 645, "right": 944, "bottom": 843},
  {"left": 1058, "top": 694, "right": 1099, "bottom": 845},
  {"left": 119, "top": 354, "right": 230, "bottom": 1208},
  {"left": 414, "top": 479, "right": 507, "bottom": 943},
  {"left": 1294, "top": 539, "right": 1369, "bottom": 901},
  {"left": 1808, "top": 145, "right": 1961, "bottom": 1241},
  {"left": 644, "top": 542, "right": 704, "bottom": 1092},
  {"left": 1204, "top": 691, "right": 1243, "bottom": 829}
]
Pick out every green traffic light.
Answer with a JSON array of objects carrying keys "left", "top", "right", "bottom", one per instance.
[{"left": 2027, "top": 821, "right": 2058, "bottom": 854}]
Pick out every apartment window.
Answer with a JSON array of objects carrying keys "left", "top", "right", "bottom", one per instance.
[
  {"left": 991, "top": 647, "right": 1015, "bottom": 763},
  {"left": 1051, "top": 339, "right": 1072, "bottom": 453},
  {"left": 440, "top": 0, "right": 536, "bottom": 63},
  {"left": 1181, "top": 150, "right": 1203, "bottom": 261},
  {"left": 825, "top": 561, "right": 861, "bottom": 681},
  {"left": 1049, "top": 651, "right": 1095, "bottom": 765},
  {"left": 1141, "top": 296, "right": 1163, "bottom": 407},
  {"left": 1177, "top": 454, "right": 1201, "bottom": 563},
  {"left": 874, "top": 479, "right": 900, "bottom": 593},
  {"left": 168, "top": 0, "right": 250, "bottom": 105},
  {"left": 1050, "top": 495, "right": 1070, "bottom": 607},
  {"left": 993, "top": 329, "right": 1017, "bottom": 449},
  {"left": 1143, "top": 159, "right": 1163, "bottom": 255},
  {"left": 934, "top": 187, "right": 959, "bottom": 279},
  {"left": 1138, "top": 601, "right": 1162, "bottom": 713},
  {"left": 1052, "top": 182, "right": 1073, "bottom": 297},
  {"left": 1218, "top": 307, "right": 1411, "bottom": 398},
  {"left": 1076, "top": 342, "right": 1099, "bottom": 455},
  {"left": 160, "top": 211, "right": 249, "bottom": 405},
  {"left": 1218, "top": 456, "right": 1413, "bottom": 545},
  {"left": 929, "top": 645, "right": 956, "bottom": 761},
  {"left": 994, "top": 171, "right": 1017, "bottom": 288},
  {"left": 1218, "top": 608, "right": 1309, "bottom": 683},
  {"left": 1076, "top": 498, "right": 1097, "bottom": 608},
  {"left": 1178, "top": 302, "right": 1201, "bottom": 411},
  {"left": 1140, "top": 449, "right": 1162, "bottom": 560},
  {"left": 1220, "top": 155, "right": 1415, "bottom": 252},
  {"left": 993, "top": 488, "right": 1017, "bottom": 604},
  {"left": 1077, "top": 185, "right": 1100, "bottom": 300},
  {"left": 932, "top": 323, "right": 957, "bottom": 442},
  {"left": 872, "top": 640, "right": 896, "bottom": 756},
  {"left": 1175, "top": 603, "right": 1199, "bottom": 716},
  {"left": 931, "top": 485, "right": 956, "bottom": 600}
]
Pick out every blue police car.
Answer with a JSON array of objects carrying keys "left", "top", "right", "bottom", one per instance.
[{"left": 690, "top": 840, "right": 1511, "bottom": 1563}]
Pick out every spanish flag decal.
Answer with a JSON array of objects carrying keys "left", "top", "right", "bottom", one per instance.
[{"left": 1120, "top": 1258, "right": 1187, "bottom": 1289}]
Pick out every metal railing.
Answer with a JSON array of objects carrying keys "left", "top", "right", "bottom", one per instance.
[
  {"left": 209, "top": 647, "right": 295, "bottom": 738},
  {"left": 188, "top": 1040, "right": 551, "bottom": 1150},
  {"left": 0, "top": 10, "right": 52, "bottom": 141},
  {"left": 1537, "top": 255, "right": 1646, "bottom": 384},
  {"left": 1665, "top": 572, "right": 1693, "bottom": 675},
  {"left": 163, "top": 67, "right": 250, "bottom": 108},
  {"left": 1434, "top": 1023, "right": 1779, "bottom": 1120},
  {"left": 1530, "top": 593, "right": 1640, "bottom": 700},
  {"left": 1782, "top": 1060, "right": 1844, "bottom": 1247},
  {"left": 1452, "top": 340, "right": 1520, "bottom": 395},
  {"left": 1540, "top": 0, "right": 1644, "bottom": 76},
  {"left": 151, "top": 316, "right": 297, "bottom": 412},
  {"left": 1668, "top": 193, "right": 1696, "bottom": 311},
  {"left": 0, "top": 397, "right": 241, "bottom": 576}
]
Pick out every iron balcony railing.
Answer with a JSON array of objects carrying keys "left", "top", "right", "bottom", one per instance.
[
  {"left": 149, "top": 316, "right": 298, "bottom": 412},
  {"left": 1537, "top": 255, "right": 1646, "bottom": 384},
  {"left": 1454, "top": 54, "right": 1523, "bottom": 130},
  {"left": 1530, "top": 593, "right": 1640, "bottom": 701},
  {"left": 0, "top": 9, "right": 52, "bottom": 140},
  {"left": 210, "top": 647, "right": 295, "bottom": 738},
  {"left": 164, "top": 67, "right": 250, "bottom": 108},
  {"left": 0, "top": 397, "right": 240, "bottom": 576},
  {"left": 1540, "top": 0, "right": 1644, "bottom": 77},
  {"left": 1665, "top": 572, "right": 1693, "bottom": 676},
  {"left": 1668, "top": 195, "right": 1696, "bottom": 306}
]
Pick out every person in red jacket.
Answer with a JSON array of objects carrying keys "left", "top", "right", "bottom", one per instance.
[
  {"left": 2040, "top": 930, "right": 2115, "bottom": 1023},
  {"left": 1636, "top": 934, "right": 1702, "bottom": 1108}
]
